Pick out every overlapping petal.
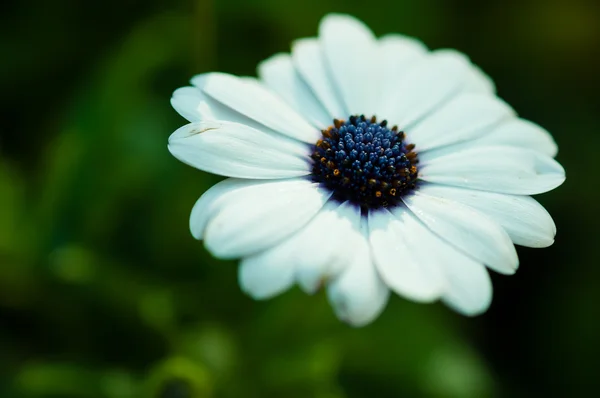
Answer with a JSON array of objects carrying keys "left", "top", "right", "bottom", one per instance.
[
  {"left": 418, "top": 118, "right": 558, "bottom": 160},
  {"left": 238, "top": 240, "right": 297, "bottom": 300},
  {"left": 368, "top": 208, "right": 445, "bottom": 302},
  {"left": 327, "top": 220, "right": 390, "bottom": 327},
  {"left": 409, "top": 94, "right": 515, "bottom": 151},
  {"left": 402, "top": 191, "right": 519, "bottom": 274},
  {"left": 258, "top": 54, "right": 331, "bottom": 129},
  {"left": 419, "top": 184, "right": 556, "bottom": 247},
  {"left": 382, "top": 205, "right": 493, "bottom": 315},
  {"left": 202, "top": 178, "right": 332, "bottom": 258},
  {"left": 478, "top": 119, "right": 558, "bottom": 157},
  {"left": 439, "top": 250, "right": 493, "bottom": 316},
  {"left": 189, "top": 178, "right": 260, "bottom": 240},
  {"left": 172, "top": 76, "right": 290, "bottom": 136},
  {"left": 377, "top": 50, "right": 490, "bottom": 127},
  {"left": 290, "top": 201, "right": 362, "bottom": 294},
  {"left": 419, "top": 146, "right": 565, "bottom": 195},
  {"left": 201, "top": 73, "right": 320, "bottom": 144},
  {"left": 319, "top": 14, "right": 378, "bottom": 116},
  {"left": 168, "top": 121, "right": 311, "bottom": 179},
  {"left": 376, "top": 34, "right": 428, "bottom": 112},
  {"left": 292, "top": 38, "right": 346, "bottom": 118}
]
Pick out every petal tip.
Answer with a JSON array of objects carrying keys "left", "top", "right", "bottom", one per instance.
[
  {"left": 319, "top": 13, "right": 373, "bottom": 39},
  {"left": 203, "top": 233, "right": 231, "bottom": 260},
  {"left": 449, "top": 302, "right": 491, "bottom": 317},
  {"left": 496, "top": 265, "right": 518, "bottom": 276},
  {"left": 189, "top": 223, "right": 203, "bottom": 241},
  {"left": 320, "top": 13, "right": 358, "bottom": 25}
]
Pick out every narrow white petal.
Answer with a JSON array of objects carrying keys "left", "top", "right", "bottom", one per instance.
[
  {"left": 465, "top": 64, "right": 496, "bottom": 94},
  {"left": 480, "top": 119, "right": 558, "bottom": 157},
  {"left": 236, "top": 200, "right": 361, "bottom": 296},
  {"left": 419, "top": 146, "right": 566, "bottom": 195},
  {"left": 171, "top": 86, "right": 208, "bottom": 122},
  {"left": 258, "top": 53, "right": 332, "bottom": 129},
  {"left": 201, "top": 73, "right": 319, "bottom": 143},
  {"left": 176, "top": 74, "right": 318, "bottom": 138},
  {"left": 319, "top": 14, "right": 378, "bottom": 116},
  {"left": 420, "top": 118, "right": 559, "bottom": 160},
  {"left": 376, "top": 34, "right": 428, "bottom": 115},
  {"left": 168, "top": 121, "right": 311, "bottom": 179},
  {"left": 418, "top": 184, "right": 556, "bottom": 248},
  {"left": 402, "top": 191, "right": 519, "bottom": 274},
  {"left": 378, "top": 34, "right": 428, "bottom": 68},
  {"left": 173, "top": 78, "right": 277, "bottom": 132},
  {"left": 293, "top": 201, "right": 362, "bottom": 294},
  {"left": 369, "top": 208, "right": 445, "bottom": 302},
  {"left": 381, "top": 204, "right": 493, "bottom": 316},
  {"left": 173, "top": 83, "right": 268, "bottom": 127},
  {"left": 440, "top": 252, "right": 493, "bottom": 316},
  {"left": 190, "top": 73, "right": 209, "bottom": 89},
  {"left": 410, "top": 94, "right": 515, "bottom": 151},
  {"left": 238, "top": 241, "right": 296, "bottom": 300},
  {"left": 327, "top": 220, "right": 390, "bottom": 327},
  {"left": 189, "top": 178, "right": 260, "bottom": 240},
  {"left": 204, "top": 179, "right": 332, "bottom": 259},
  {"left": 292, "top": 38, "right": 346, "bottom": 118},
  {"left": 379, "top": 50, "right": 478, "bottom": 129}
]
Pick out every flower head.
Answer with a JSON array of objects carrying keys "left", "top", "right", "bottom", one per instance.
[{"left": 168, "top": 14, "right": 565, "bottom": 326}]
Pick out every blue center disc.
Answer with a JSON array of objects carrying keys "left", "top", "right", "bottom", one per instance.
[{"left": 311, "top": 115, "right": 419, "bottom": 209}]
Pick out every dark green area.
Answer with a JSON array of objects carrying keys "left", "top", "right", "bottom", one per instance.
[{"left": 1, "top": 0, "right": 599, "bottom": 397}]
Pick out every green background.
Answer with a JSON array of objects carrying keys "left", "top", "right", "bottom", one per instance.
[{"left": 1, "top": 0, "right": 599, "bottom": 397}]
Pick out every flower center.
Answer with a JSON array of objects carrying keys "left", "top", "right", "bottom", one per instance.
[{"left": 311, "top": 115, "right": 419, "bottom": 209}]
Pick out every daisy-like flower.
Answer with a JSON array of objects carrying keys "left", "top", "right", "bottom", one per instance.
[{"left": 168, "top": 14, "right": 565, "bottom": 326}]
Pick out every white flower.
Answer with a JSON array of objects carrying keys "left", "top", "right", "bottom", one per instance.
[{"left": 168, "top": 14, "right": 565, "bottom": 326}]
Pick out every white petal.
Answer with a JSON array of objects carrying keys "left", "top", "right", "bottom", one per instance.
[
  {"left": 419, "top": 146, "right": 566, "bottom": 195},
  {"left": 440, "top": 252, "right": 493, "bottom": 316},
  {"left": 381, "top": 204, "right": 492, "bottom": 315},
  {"left": 236, "top": 200, "right": 361, "bottom": 296},
  {"left": 258, "top": 53, "right": 332, "bottom": 129},
  {"left": 418, "top": 184, "right": 556, "bottom": 248},
  {"left": 410, "top": 94, "right": 515, "bottom": 151},
  {"left": 466, "top": 64, "right": 496, "bottom": 94},
  {"left": 292, "top": 38, "right": 346, "bottom": 118},
  {"left": 172, "top": 83, "right": 260, "bottom": 125},
  {"left": 172, "top": 80, "right": 274, "bottom": 132},
  {"left": 402, "top": 191, "right": 519, "bottom": 274},
  {"left": 201, "top": 73, "right": 319, "bottom": 143},
  {"left": 173, "top": 78, "right": 321, "bottom": 151},
  {"left": 171, "top": 86, "right": 209, "bottom": 122},
  {"left": 379, "top": 50, "right": 480, "bottom": 129},
  {"left": 293, "top": 201, "right": 362, "bottom": 294},
  {"left": 204, "top": 179, "right": 332, "bottom": 259},
  {"left": 168, "top": 121, "right": 311, "bottom": 179},
  {"left": 327, "top": 220, "right": 389, "bottom": 327},
  {"left": 319, "top": 14, "right": 378, "bottom": 116},
  {"left": 420, "top": 118, "right": 559, "bottom": 160},
  {"left": 480, "top": 119, "right": 558, "bottom": 157},
  {"left": 368, "top": 208, "right": 445, "bottom": 302},
  {"left": 377, "top": 34, "right": 428, "bottom": 114},
  {"left": 238, "top": 242, "right": 296, "bottom": 300},
  {"left": 189, "top": 178, "right": 260, "bottom": 240}
]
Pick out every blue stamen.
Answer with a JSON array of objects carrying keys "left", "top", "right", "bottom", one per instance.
[{"left": 311, "top": 115, "right": 419, "bottom": 209}]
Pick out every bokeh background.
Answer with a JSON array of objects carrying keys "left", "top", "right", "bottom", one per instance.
[{"left": 1, "top": 0, "right": 599, "bottom": 397}]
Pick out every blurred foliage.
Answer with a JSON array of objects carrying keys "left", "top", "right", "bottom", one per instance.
[{"left": 1, "top": 0, "right": 599, "bottom": 397}]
